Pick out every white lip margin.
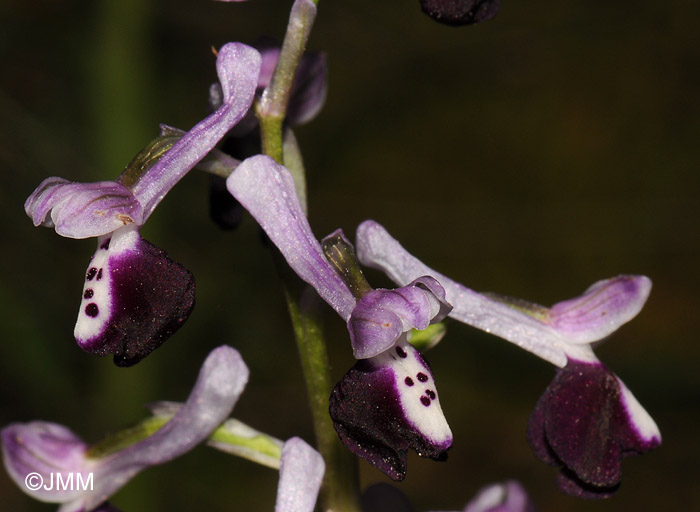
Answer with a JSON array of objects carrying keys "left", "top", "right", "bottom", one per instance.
[
  {"left": 73, "top": 227, "right": 141, "bottom": 347},
  {"left": 617, "top": 377, "right": 661, "bottom": 444},
  {"left": 74, "top": 240, "right": 113, "bottom": 346}
]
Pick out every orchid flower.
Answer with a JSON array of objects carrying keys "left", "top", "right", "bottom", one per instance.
[
  {"left": 361, "top": 480, "right": 535, "bottom": 512},
  {"left": 355, "top": 220, "right": 661, "bottom": 498},
  {"left": 2, "top": 345, "right": 325, "bottom": 512},
  {"left": 23, "top": 43, "right": 262, "bottom": 365},
  {"left": 1, "top": 345, "right": 249, "bottom": 512},
  {"left": 226, "top": 155, "right": 453, "bottom": 480}
]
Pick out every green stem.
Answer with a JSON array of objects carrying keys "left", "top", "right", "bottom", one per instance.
[
  {"left": 259, "top": 114, "right": 285, "bottom": 164},
  {"left": 257, "top": 0, "right": 318, "bottom": 164},
  {"left": 283, "top": 284, "right": 361, "bottom": 512},
  {"left": 257, "top": 2, "right": 361, "bottom": 510}
]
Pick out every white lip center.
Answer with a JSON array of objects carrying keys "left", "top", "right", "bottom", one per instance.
[
  {"left": 73, "top": 227, "right": 140, "bottom": 346},
  {"left": 372, "top": 337, "right": 452, "bottom": 446},
  {"left": 74, "top": 240, "right": 112, "bottom": 346}
]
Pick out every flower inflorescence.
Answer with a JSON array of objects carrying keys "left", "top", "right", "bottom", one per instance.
[{"left": 5, "top": 1, "right": 661, "bottom": 510}]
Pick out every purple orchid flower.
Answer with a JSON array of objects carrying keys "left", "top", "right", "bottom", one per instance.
[
  {"left": 226, "top": 155, "right": 453, "bottom": 480},
  {"left": 355, "top": 220, "right": 661, "bottom": 498},
  {"left": 362, "top": 480, "right": 535, "bottom": 512},
  {"left": 1, "top": 345, "right": 249, "bottom": 512},
  {"left": 419, "top": 0, "right": 501, "bottom": 26},
  {"left": 24, "top": 43, "right": 262, "bottom": 365}
]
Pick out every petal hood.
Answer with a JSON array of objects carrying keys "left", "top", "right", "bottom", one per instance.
[
  {"left": 24, "top": 178, "right": 143, "bottom": 239},
  {"left": 349, "top": 276, "right": 452, "bottom": 359}
]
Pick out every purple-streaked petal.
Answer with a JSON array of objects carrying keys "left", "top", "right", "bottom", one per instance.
[
  {"left": 356, "top": 220, "right": 568, "bottom": 367},
  {"left": 361, "top": 483, "right": 415, "bottom": 512},
  {"left": 132, "top": 42, "right": 261, "bottom": 220},
  {"left": 25, "top": 178, "right": 143, "bottom": 239},
  {"left": 206, "top": 44, "right": 281, "bottom": 138},
  {"left": 548, "top": 276, "right": 652, "bottom": 344},
  {"left": 1, "top": 422, "right": 94, "bottom": 504},
  {"left": 527, "top": 359, "right": 661, "bottom": 498},
  {"left": 74, "top": 226, "right": 195, "bottom": 366},
  {"left": 25, "top": 176, "right": 71, "bottom": 227},
  {"left": 275, "top": 437, "right": 324, "bottom": 512},
  {"left": 227, "top": 155, "right": 356, "bottom": 319},
  {"left": 329, "top": 337, "right": 452, "bottom": 481},
  {"left": 419, "top": 0, "right": 501, "bottom": 26},
  {"left": 60, "top": 346, "right": 248, "bottom": 512},
  {"left": 211, "top": 46, "right": 327, "bottom": 137},
  {"left": 348, "top": 276, "right": 452, "bottom": 359},
  {"left": 105, "top": 345, "right": 247, "bottom": 467}
]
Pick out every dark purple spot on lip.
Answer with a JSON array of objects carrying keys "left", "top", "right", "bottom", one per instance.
[
  {"left": 395, "top": 346, "right": 407, "bottom": 358},
  {"left": 86, "top": 268, "right": 97, "bottom": 281},
  {"left": 420, "top": 396, "right": 431, "bottom": 406},
  {"left": 83, "top": 289, "right": 94, "bottom": 299},
  {"left": 96, "top": 268, "right": 103, "bottom": 281},
  {"left": 100, "top": 238, "right": 111, "bottom": 250},
  {"left": 405, "top": 377, "right": 414, "bottom": 387},
  {"left": 85, "top": 303, "right": 99, "bottom": 317},
  {"left": 417, "top": 372, "right": 428, "bottom": 383},
  {"left": 425, "top": 389, "right": 436, "bottom": 399}
]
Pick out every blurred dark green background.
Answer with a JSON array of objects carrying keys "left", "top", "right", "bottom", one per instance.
[{"left": 1, "top": 0, "right": 698, "bottom": 510}]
